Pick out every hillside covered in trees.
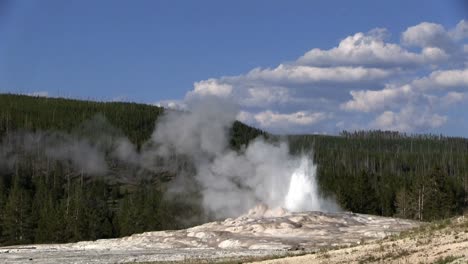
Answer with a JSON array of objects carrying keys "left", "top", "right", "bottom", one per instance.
[
  {"left": 290, "top": 132, "right": 467, "bottom": 221},
  {"left": 0, "top": 94, "right": 466, "bottom": 246}
]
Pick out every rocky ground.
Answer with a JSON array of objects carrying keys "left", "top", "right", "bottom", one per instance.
[
  {"left": 0, "top": 206, "right": 420, "bottom": 264},
  {"left": 252, "top": 215, "right": 468, "bottom": 264}
]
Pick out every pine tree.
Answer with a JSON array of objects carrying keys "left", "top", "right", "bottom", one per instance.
[
  {"left": 2, "top": 174, "right": 33, "bottom": 244},
  {"left": 0, "top": 176, "right": 7, "bottom": 241},
  {"left": 395, "top": 187, "right": 409, "bottom": 218},
  {"left": 33, "top": 175, "right": 64, "bottom": 243},
  {"left": 117, "top": 193, "right": 135, "bottom": 236}
]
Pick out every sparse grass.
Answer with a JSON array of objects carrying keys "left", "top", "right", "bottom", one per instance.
[
  {"left": 358, "top": 254, "right": 378, "bottom": 264},
  {"left": 432, "top": 255, "right": 462, "bottom": 264},
  {"left": 387, "top": 249, "right": 411, "bottom": 260},
  {"left": 415, "top": 237, "right": 432, "bottom": 246},
  {"left": 378, "top": 242, "right": 385, "bottom": 252},
  {"left": 126, "top": 251, "right": 308, "bottom": 264},
  {"left": 358, "top": 247, "right": 412, "bottom": 264},
  {"left": 387, "top": 217, "right": 462, "bottom": 243}
]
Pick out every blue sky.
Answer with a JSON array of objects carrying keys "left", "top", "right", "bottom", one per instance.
[{"left": 0, "top": 1, "right": 467, "bottom": 135}]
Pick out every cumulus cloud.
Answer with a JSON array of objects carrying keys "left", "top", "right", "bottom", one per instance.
[
  {"left": 342, "top": 66, "right": 468, "bottom": 132},
  {"left": 238, "top": 110, "right": 328, "bottom": 132},
  {"left": 402, "top": 22, "right": 454, "bottom": 50},
  {"left": 341, "top": 84, "right": 413, "bottom": 112},
  {"left": 371, "top": 106, "right": 447, "bottom": 132},
  {"left": 439, "top": 91, "right": 466, "bottom": 106},
  {"left": 242, "top": 86, "right": 292, "bottom": 107},
  {"left": 183, "top": 66, "right": 395, "bottom": 122},
  {"left": 163, "top": 19, "right": 468, "bottom": 134},
  {"left": 186, "top": 65, "right": 393, "bottom": 107},
  {"left": 298, "top": 28, "right": 447, "bottom": 67},
  {"left": 245, "top": 64, "right": 393, "bottom": 83},
  {"left": 342, "top": 68, "right": 468, "bottom": 114},
  {"left": 187, "top": 79, "right": 233, "bottom": 98},
  {"left": 425, "top": 68, "right": 468, "bottom": 88},
  {"left": 450, "top": 20, "right": 468, "bottom": 41}
]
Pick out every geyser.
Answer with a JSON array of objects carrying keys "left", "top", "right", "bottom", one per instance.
[
  {"left": 148, "top": 97, "right": 340, "bottom": 218},
  {"left": 284, "top": 156, "right": 318, "bottom": 212}
]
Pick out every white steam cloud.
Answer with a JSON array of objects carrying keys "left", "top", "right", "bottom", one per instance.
[{"left": 148, "top": 97, "right": 339, "bottom": 217}]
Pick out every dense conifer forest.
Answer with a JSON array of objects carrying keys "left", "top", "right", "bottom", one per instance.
[
  {"left": 0, "top": 94, "right": 466, "bottom": 246},
  {"left": 290, "top": 132, "right": 467, "bottom": 221}
]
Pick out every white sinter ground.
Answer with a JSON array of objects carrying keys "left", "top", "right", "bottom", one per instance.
[{"left": 0, "top": 208, "right": 420, "bottom": 264}]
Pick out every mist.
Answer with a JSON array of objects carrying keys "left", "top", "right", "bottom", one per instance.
[{"left": 0, "top": 130, "right": 108, "bottom": 176}]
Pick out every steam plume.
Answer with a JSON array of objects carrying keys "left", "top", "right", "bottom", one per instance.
[{"left": 149, "top": 97, "right": 339, "bottom": 217}]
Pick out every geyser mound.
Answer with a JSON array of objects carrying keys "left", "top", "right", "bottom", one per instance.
[
  {"left": 246, "top": 203, "right": 288, "bottom": 218},
  {"left": 0, "top": 211, "right": 421, "bottom": 264}
]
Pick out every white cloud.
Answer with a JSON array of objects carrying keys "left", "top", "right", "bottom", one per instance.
[
  {"left": 185, "top": 64, "right": 394, "bottom": 110},
  {"left": 238, "top": 110, "right": 328, "bottom": 130},
  {"left": 188, "top": 78, "right": 233, "bottom": 98},
  {"left": 164, "top": 20, "right": 468, "bottom": 134},
  {"left": 421, "top": 47, "right": 449, "bottom": 61},
  {"left": 297, "top": 29, "right": 446, "bottom": 67},
  {"left": 342, "top": 68, "right": 468, "bottom": 113},
  {"left": 450, "top": 20, "right": 468, "bottom": 41},
  {"left": 439, "top": 91, "right": 466, "bottom": 106},
  {"left": 236, "top": 111, "right": 255, "bottom": 124},
  {"left": 341, "top": 84, "right": 413, "bottom": 112},
  {"left": 372, "top": 106, "right": 447, "bottom": 132},
  {"left": 401, "top": 22, "right": 453, "bottom": 49},
  {"left": 344, "top": 67, "right": 467, "bottom": 132},
  {"left": 245, "top": 64, "right": 393, "bottom": 83},
  {"left": 426, "top": 69, "right": 468, "bottom": 88},
  {"left": 242, "top": 86, "right": 291, "bottom": 107}
]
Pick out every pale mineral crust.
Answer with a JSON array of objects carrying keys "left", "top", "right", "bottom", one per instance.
[{"left": 0, "top": 209, "right": 420, "bottom": 264}]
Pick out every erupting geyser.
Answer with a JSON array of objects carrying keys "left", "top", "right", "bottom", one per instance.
[
  {"left": 284, "top": 156, "right": 319, "bottom": 212},
  {"left": 245, "top": 154, "right": 336, "bottom": 218},
  {"left": 147, "top": 97, "right": 340, "bottom": 218}
]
